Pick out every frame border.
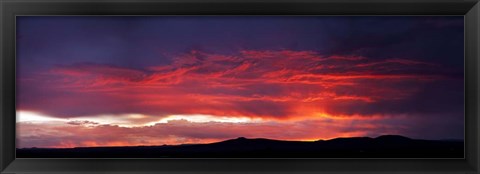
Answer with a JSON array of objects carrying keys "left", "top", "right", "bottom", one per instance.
[{"left": 1, "top": 0, "right": 479, "bottom": 173}]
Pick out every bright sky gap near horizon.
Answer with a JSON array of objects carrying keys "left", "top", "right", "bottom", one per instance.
[{"left": 16, "top": 16, "right": 464, "bottom": 148}]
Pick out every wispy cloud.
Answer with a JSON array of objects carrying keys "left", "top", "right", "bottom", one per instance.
[{"left": 18, "top": 50, "right": 458, "bottom": 120}]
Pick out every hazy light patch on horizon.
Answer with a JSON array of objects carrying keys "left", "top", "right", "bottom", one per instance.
[
  {"left": 72, "top": 114, "right": 265, "bottom": 127},
  {"left": 16, "top": 110, "right": 265, "bottom": 128},
  {"left": 17, "top": 111, "right": 65, "bottom": 123},
  {"left": 71, "top": 114, "right": 155, "bottom": 127},
  {"left": 16, "top": 110, "right": 157, "bottom": 127},
  {"left": 156, "top": 114, "right": 264, "bottom": 124}
]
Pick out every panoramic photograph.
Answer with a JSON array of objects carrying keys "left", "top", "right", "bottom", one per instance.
[{"left": 16, "top": 16, "right": 464, "bottom": 158}]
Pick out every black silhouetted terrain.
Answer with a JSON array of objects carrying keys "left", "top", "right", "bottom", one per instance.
[{"left": 16, "top": 135, "right": 463, "bottom": 158}]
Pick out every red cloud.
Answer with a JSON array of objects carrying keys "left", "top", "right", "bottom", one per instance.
[{"left": 18, "top": 50, "right": 455, "bottom": 119}]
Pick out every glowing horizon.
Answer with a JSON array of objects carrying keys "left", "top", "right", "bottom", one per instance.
[{"left": 16, "top": 110, "right": 394, "bottom": 148}]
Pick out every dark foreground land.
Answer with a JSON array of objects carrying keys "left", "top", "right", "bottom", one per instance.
[{"left": 16, "top": 135, "right": 463, "bottom": 158}]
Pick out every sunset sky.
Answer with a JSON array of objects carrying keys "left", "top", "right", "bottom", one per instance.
[{"left": 16, "top": 16, "right": 464, "bottom": 148}]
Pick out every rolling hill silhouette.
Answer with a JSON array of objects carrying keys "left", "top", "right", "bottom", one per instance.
[{"left": 16, "top": 135, "right": 463, "bottom": 158}]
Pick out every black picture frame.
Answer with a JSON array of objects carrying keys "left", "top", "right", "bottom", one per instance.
[{"left": 1, "top": 0, "right": 479, "bottom": 173}]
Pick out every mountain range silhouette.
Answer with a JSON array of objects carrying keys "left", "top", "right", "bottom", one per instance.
[{"left": 16, "top": 135, "right": 463, "bottom": 158}]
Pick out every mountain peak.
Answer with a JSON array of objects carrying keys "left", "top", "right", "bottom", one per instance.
[{"left": 236, "top": 137, "right": 247, "bottom": 140}]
